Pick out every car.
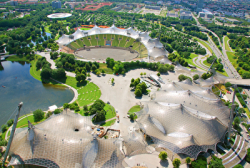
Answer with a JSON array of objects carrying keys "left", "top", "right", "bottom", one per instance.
[{"left": 227, "top": 91, "right": 231, "bottom": 94}]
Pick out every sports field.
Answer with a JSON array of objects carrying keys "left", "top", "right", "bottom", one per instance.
[{"left": 67, "top": 34, "right": 147, "bottom": 56}]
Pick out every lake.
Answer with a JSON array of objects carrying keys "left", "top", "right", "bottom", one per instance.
[{"left": 0, "top": 61, "right": 74, "bottom": 126}]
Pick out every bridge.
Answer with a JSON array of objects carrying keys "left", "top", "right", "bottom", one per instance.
[{"left": 225, "top": 79, "right": 250, "bottom": 87}]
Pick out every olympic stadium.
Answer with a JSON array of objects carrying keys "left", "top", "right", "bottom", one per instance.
[
  {"left": 47, "top": 13, "right": 72, "bottom": 19},
  {"left": 57, "top": 25, "right": 169, "bottom": 62}
]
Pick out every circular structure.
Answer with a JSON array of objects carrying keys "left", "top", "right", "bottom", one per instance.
[
  {"left": 76, "top": 48, "right": 138, "bottom": 61},
  {"left": 47, "top": 13, "right": 72, "bottom": 19},
  {"left": 57, "top": 25, "right": 169, "bottom": 62}
]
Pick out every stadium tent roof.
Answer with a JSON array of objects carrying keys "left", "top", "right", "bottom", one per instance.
[
  {"left": 136, "top": 100, "right": 228, "bottom": 158},
  {"left": 153, "top": 90, "right": 230, "bottom": 126},
  {"left": 57, "top": 25, "right": 168, "bottom": 61},
  {"left": 8, "top": 111, "right": 127, "bottom": 168}
]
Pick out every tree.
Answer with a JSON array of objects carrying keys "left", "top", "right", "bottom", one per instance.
[
  {"left": 96, "top": 70, "right": 101, "bottom": 76},
  {"left": 144, "top": 72, "right": 146, "bottom": 77},
  {"left": 29, "top": 43, "right": 34, "bottom": 48},
  {"left": 173, "top": 158, "right": 181, "bottom": 168},
  {"left": 54, "top": 109, "right": 62, "bottom": 114},
  {"left": 129, "top": 113, "right": 135, "bottom": 121},
  {"left": 101, "top": 69, "right": 105, "bottom": 75},
  {"left": 140, "top": 72, "right": 143, "bottom": 77},
  {"left": 84, "top": 105, "right": 88, "bottom": 111},
  {"left": 178, "top": 74, "right": 187, "bottom": 81},
  {"left": 193, "top": 74, "right": 199, "bottom": 80},
  {"left": 246, "top": 148, "right": 250, "bottom": 163},
  {"left": 33, "top": 109, "right": 44, "bottom": 122},
  {"left": 158, "top": 151, "right": 168, "bottom": 160},
  {"left": 1, "top": 124, "right": 7, "bottom": 133},
  {"left": 233, "top": 164, "right": 243, "bottom": 168},
  {"left": 135, "top": 88, "right": 142, "bottom": 97},
  {"left": 41, "top": 68, "right": 51, "bottom": 80},
  {"left": 157, "top": 72, "right": 160, "bottom": 77},
  {"left": 225, "top": 82, "right": 232, "bottom": 89},
  {"left": 7, "top": 119, "right": 14, "bottom": 127},
  {"left": 63, "top": 103, "right": 69, "bottom": 109},
  {"left": 111, "top": 78, "right": 114, "bottom": 84},
  {"left": 92, "top": 64, "right": 97, "bottom": 71},
  {"left": 76, "top": 73, "right": 86, "bottom": 83},
  {"left": 186, "top": 157, "right": 191, "bottom": 164},
  {"left": 209, "top": 156, "right": 224, "bottom": 168}
]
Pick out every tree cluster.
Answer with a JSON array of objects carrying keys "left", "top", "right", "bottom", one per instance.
[
  {"left": 207, "top": 55, "right": 224, "bottom": 72},
  {"left": 168, "top": 53, "right": 188, "bottom": 67},
  {"left": 178, "top": 74, "right": 192, "bottom": 82},
  {"left": 88, "top": 99, "right": 106, "bottom": 122},
  {"left": 130, "top": 78, "right": 147, "bottom": 97},
  {"left": 33, "top": 109, "right": 44, "bottom": 122}
]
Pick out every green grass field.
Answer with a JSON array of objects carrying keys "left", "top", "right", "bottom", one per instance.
[
  {"left": 185, "top": 53, "right": 199, "bottom": 67},
  {"left": 90, "top": 35, "right": 98, "bottom": 46},
  {"left": 98, "top": 34, "right": 105, "bottom": 46},
  {"left": 128, "top": 105, "right": 141, "bottom": 114},
  {"left": 58, "top": 76, "right": 101, "bottom": 106},
  {"left": 99, "top": 63, "right": 113, "bottom": 74},
  {"left": 6, "top": 55, "right": 30, "bottom": 62},
  {"left": 100, "top": 119, "right": 116, "bottom": 126},
  {"left": 111, "top": 35, "right": 119, "bottom": 47},
  {"left": 103, "top": 104, "right": 116, "bottom": 120},
  {"left": 227, "top": 51, "right": 237, "bottom": 68},
  {"left": 16, "top": 114, "right": 46, "bottom": 128},
  {"left": 224, "top": 36, "right": 231, "bottom": 51},
  {"left": 118, "top": 36, "right": 127, "bottom": 47},
  {"left": 82, "top": 37, "right": 91, "bottom": 46},
  {"left": 76, "top": 39, "right": 84, "bottom": 47},
  {"left": 125, "top": 38, "right": 135, "bottom": 48},
  {"left": 80, "top": 27, "right": 91, "bottom": 30}
]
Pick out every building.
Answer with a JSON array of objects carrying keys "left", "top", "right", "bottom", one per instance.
[
  {"left": 157, "top": 1, "right": 163, "bottom": 5},
  {"left": 144, "top": 1, "right": 153, "bottom": 4},
  {"left": 196, "top": 0, "right": 204, "bottom": 12},
  {"left": 52, "top": 1, "right": 61, "bottom": 9},
  {"left": 199, "top": 9, "right": 213, "bottom": 22},
  {"left": 145, "top": 5, "right": 160, "bottom": 10},
  {"left": 180, "top": 10, "right": 193, "bottom": 20},
  {"left": 9, "top": 1, "right": 18, "bottom": 6}
]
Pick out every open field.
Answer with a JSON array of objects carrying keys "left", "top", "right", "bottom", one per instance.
[
  {"left": 100, "top": 119, "right": 116, "bottom": 126},
  {"left": 227, "top": 51, "right": 237, "bottom": 68},
  {"left": 128, "top": 105, "right": 141, "bottom": 114},
  {"left": 58, "top": 76, "right": 101, "bottom": 106}
]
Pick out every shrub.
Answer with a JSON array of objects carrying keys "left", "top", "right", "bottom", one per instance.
[
  {"left": 233, "top": 164, "right": 243, "bottom": 168},
  {"left": 193, "top": 74, "right": 199, "bottom": 80},
  {"left": 46, "top": 111, "right": 52, "bottom": 119},
  {"left": 246, "top": 148, "right": 250, "bottom": 163},
  {"left": 191, "top": 155, "right": 207, "bottom": 168},
  {"left": 1, "top": 125, "right": 7, "bottom": 133},
  {"left": 7, "top": 119, "right": 14, "bottom": 127},
  {"left": 0, "top": 139, "right": 7, "bottom": 146},
  {"left": 158, "top": 151, "right": 168, "bottom": 160},
  {"left": 84, "top": 105, "right": 88, "bottom": 111},
  {"left": 54, "top": 109, "right": 62, "bottom": 114},
  {"left": 186, "top": 157, "right": 191, "bottom": 164},
  {"left": 33, "top": 109, "right": 44, "bottom": 122},
  {"left": 63, "top": 103, "right": 69, "bottom": 109},
  {"left": 173, "top": 158, "right": 181, "bottom": 168}
]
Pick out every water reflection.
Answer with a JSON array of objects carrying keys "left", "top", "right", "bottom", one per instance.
[{"left": 0, "top": 61, "right": 74, "bottom": 126}]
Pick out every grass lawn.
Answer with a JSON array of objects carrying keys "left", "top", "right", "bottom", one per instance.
[
  {"left": 224, "top": 36, "right": 231, "bottom": 51},
  {"left": 118, "top": 36, "right": 128, "bottom": 47},
  {"left": 185, "top": 53, "right": 198, "bottom": 67},
  {"left": 100, "top": 119, "right": 116, "bottom": 126},
  {"left": 44, "top": 25, "right": 51, "bottom": 33},
  {"left": 57, "top": 76, "right": 101, "bottom": 106},
  {"left": 6, "top": 55, "right": 30, "bottom": 62},
  {"left": 203, "top": 59, "right": 210, "bottom": 67},
  {"left": 80, "top": 27, "right": 91, "bottom": 30},
  {"left": 90, "top": 35, "right": 98, "bottom": 46},
  {"left": 16, "top": 114, "right": 46, "bottom": 128},
  {"left": 245, "top": 108, "right": 250, "bottom": 119},
  {"left": 104, "top": 104, "right": 116, "bottom": 120},
  {"left": 99, "top": 63, "right": 113, "bottom": 74},
  {"left": 128, "top": 105, "right": 141, "bottom": 114},
  {"left": 226, "top": 51, "right": 237, "bottom": 68}
]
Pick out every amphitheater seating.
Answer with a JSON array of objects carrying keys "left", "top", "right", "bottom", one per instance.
[{"left": 220, "top": 135, "right": 248, "bottom": 168}]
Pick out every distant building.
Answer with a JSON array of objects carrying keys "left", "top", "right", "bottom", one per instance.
[
  {"left": 111, "top": 6, "right": 121, "bottom": 11},
  {"left": 144, "top": 1, "right": 153, "bottom": 4},
  {"left": 157, "top": 1, "right": 163, "bottom": 5},
  {"left": 199, "top": 9, "right": 213, "bottom": 22},
  {"left": 145, "top": 5, "right": 160, "bottom": 10},
  {"left": 180, "top": 10, "right": 193, "bottom": 20},
  {"left": 52, "top": 1, "right": 61, "bottom": 9},
  {"left": 9, "top": 1, "right": 18, "bottom": 6},
  {"left": 196, "top": 0, "right": 204, "bottom": 12}
]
